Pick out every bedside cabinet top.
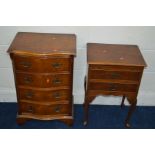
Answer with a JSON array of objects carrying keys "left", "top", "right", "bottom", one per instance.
[
  {"left": 87, "top": 43, "right": 147, "bottom": 67},
  {"left": 7, "top": 32, "right": 76, "bottom": 55}
]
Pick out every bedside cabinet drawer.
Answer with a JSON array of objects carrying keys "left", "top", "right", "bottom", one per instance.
[
  {"left": 18, "top": 88, "right": 70, "bottom": 102},
  {"left": 89, "top": 82, "right": 138, "bottom": 92},
  {"left": 19, "top": 102, "right": 70, "bottom": 116},
  {"left": 13, "top": 55, "right": 71, "bottom": 73},
  {"left": 89, "top": 65, "right": 144, "bottom": 71},
  {"left": 16, "top": 72, "right": 71, "bottom": 88},
  {"left": 89, "top": 70, "right": 141, "bottom": 81}
]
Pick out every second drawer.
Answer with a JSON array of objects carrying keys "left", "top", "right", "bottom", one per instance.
[
  {"left": 89, "top": 82, "right": 138, "bottom": 92},
  {"left": 16, "top": 72, "right": 71, "bottom": 88},
  {"left": 18, "top": 88, "right": 70, "bottom": 102},
  {"left": 89, "top": 70, "right": 142, "bottom": 82}
]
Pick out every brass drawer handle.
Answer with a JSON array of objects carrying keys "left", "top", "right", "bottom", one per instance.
[
  {"left": 52, "top": 62, "right": 62, "bottom": 68},
  {"left": 27, "top": 105, "right": 34, "bottom": 113},
  {"left": 111, "top": 73, "right": 120, "bottom": 79},
  {"left": 54, "top": 105, "right": 61, "bottom": 113},
  {"left": 25, "top": 91, "right": 34, "bottom": 99},
  {"left": 53, "top": 92, "right": 61, "bottom": 99},
  {"left": 24, "top": 77, "right": 33, "bottom": 84},
  {"left": 53, "top": 78, "right": 61, "bottom": 84},
  {"left": 109, "top": 84, "right": 117, "bottom": 91},
  {"left": 20, "top": 62, "right": 31, "bottom": 68}
]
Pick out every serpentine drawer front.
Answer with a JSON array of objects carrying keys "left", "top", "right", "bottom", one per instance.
[
  {"left": 84, "top": 43, "right": 147, "bottom": 128},
  {"left": 8, "top": 32, "right": 76, "bottom": 126}
]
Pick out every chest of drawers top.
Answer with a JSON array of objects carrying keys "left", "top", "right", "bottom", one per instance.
[
  {"left": 87, "top": 43, "right": 147, "bottom": 67},
  {"left": 7, "top": 32, "right": 76, "bottom": 56}
]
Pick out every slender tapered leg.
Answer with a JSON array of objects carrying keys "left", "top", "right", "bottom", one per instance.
[
  {"left": 83, "top": 76, "right": 88, "bottom": 126},
  {"left": 83, "top": 100, "right": 89, "bottom": 126},
  {"left": 121, "top": 95, "right": 126, "bottom": 108},
  {"left": 125, "top": 98, "right": 137, "bottom": 128},
  {"left": 83, "top": 96, "right": 96, "bottom": 126}
]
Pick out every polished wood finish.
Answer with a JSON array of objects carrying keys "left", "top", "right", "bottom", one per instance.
[
  {"left": 8, "top": 32, "right": 76, "bottom": 55},
  {"left": 19, "top": 102, "right": 70, "bottom": 116},
  {"left": 89, "top": 70, "right": 142, "bottom": 81},
  {"left": 16, "top": 72, "right": 71, "bottom": 88},
  {"left": 87, "top": 43, "right": 147, "bottom": 66},
  {"left": 13, "top": 55, "right": 72, "bottom": 73},
  {"left": 84, "top": 43, "right": 147, "bottom": 128},
  {"left": 89, "top": 82, "right": 138, "bottom": 92},
  {"left": 8, "top": 32, "right": 76, "bottom": 126},
  {"left": 18, "top": 88, "right": 70, "bottom": 102}
]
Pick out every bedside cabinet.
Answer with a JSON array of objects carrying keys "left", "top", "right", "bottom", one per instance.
[
  {"left": 8, "top": 32, "right": 76, "bottom": 126},
  {"left": 84, "top": 43, "right": 147, "bottom": 128}
]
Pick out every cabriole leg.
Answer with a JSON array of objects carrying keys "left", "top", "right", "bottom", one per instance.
[{"left": 125, "top": 98, "right": 137, "bottom": 128}]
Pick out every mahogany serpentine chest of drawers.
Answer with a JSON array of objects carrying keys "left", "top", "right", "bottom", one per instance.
[
  {"left": 84, "top": 43, "right": 147, "bottom": 128},
  {"left": 8, "top": 32, "right": 76, "bottom": 126}
]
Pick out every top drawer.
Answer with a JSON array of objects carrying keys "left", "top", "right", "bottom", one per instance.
[
  {"left": 13, "top": 55, "right": 72, "bottom": 73},
  {"left": 89, "top": 64, "right": 144, "bottom": 71},
  {"left": 89, "top": 70, "right": 142, "bottom": 82}
]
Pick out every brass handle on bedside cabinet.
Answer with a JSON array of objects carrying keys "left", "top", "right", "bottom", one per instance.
[
  {"left": 26, "top": 91, "right": 34, "bottom": 99},
  {"left": 20, "top": 62, "right": 31, "bottom": 68},
  {"left": 109, "top": 84, "right": 117, "bottom": 91},
  {"left": 24, "top": 77, "right": 33, "bottom": 84},
  {"left": 55, "top": 105, "right": 61, "bottom": 113},
  {"left": 53, "top": 78, "right": 61, "bottom": 84},
  {"left": 111, "top": 73, "right": 120, "bottom": 79},
  {"left": 52, "top": 62, "right": 62, "bottom": 68},
  {"left": 53, "top": 92, "right": 61, "bottom": 99}
]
